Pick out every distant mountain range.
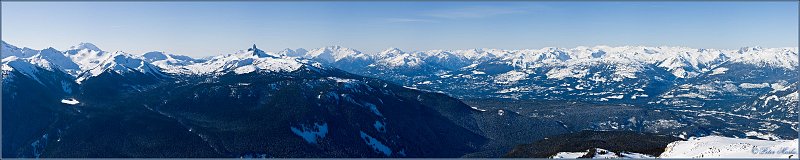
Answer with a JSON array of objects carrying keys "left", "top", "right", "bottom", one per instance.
[{"left": 269, "top": 44, "right": 799, "bottom": 141}]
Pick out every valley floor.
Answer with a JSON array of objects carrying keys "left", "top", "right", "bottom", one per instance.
[{"left": 462, "top": 99, "right": 800, "bottom": 158}]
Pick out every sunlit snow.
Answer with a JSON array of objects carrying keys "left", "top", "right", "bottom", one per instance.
[
  {"left": 360, "top": 131, "right": 392, "bottom": 156},
  {"left": 660, "top": 136, "right": 799, "bottom": 158},
  {"left": 60, "top": 98, "right": 79, "bottom": 105},
  {"left": 290, "top": 122, "right": 328, "bottom": 144}
]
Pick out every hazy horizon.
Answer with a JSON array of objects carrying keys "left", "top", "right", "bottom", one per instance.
[{"left": 2, "top": 1, "right": 797, "bottom": 57}]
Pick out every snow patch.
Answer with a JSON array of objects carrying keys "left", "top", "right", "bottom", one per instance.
[
  {"left": 745, "top": 131, "right": 780, "bottom": 140},
  {"left": 551, "top": 148, "right": 654, "bottom": 159},
  {"left": 290, "top": 122, "right": 328, "bottom": 144},
  {"left": 739, "top": 83, "right": 770, "bottom": 89},
  {"left": 470, "top": 106, "right": 487, "bottom": 112},
  {"left": 374, "top": 121, "right": 386, "bottom": 133},
  {"left": 710, "top": 67, "right": 728, "bottom": 75},
  {"left": 546, "top": 67, "right": 589, "bottom": 80},
  {"left": 363, "top": 102, "right": 383, "bottom": 117},
  {"left": 327, "top": 77, "right": 357, "bottom": 83},
  {"left": 495, "top": 70, "right": 527, "bottom": 84},
  {"left": 606, "top": 95, "right": 624, "bottom": 99},
  {"left": 60, "top": 98, "right": 79, "bottom": 105},
  {"left": 359, "top": 131, "right": 392, "bottom": 156},
  {"left": 551, "top": 152, "right": 586, "bottom": 158}
]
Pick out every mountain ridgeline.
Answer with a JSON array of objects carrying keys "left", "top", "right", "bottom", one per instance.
[
  {"left": 2, "top": 41, "right": 797, "bottom": 158},
  {"left": 2, "top": 42, "right": 554, "bottom": 158}
]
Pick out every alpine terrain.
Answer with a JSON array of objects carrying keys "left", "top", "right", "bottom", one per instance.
[{"left": 2, "top": 41, "right": 797, "bottom": 158}]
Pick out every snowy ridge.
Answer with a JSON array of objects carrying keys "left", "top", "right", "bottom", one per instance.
[
  {"left": 278, "top": 48, "right": 308, "bottom": 57},
  {"left": 551, "top": 148, "right": 654, "bottom": 159},
  {"left": 497, "top": 46, "right": 793, "bottom": 79},
  {"left": 34, "top": 48, "right": 81, "bottom": 75},
  {"left": 732, "top": 47, "right": 799, "bottom": 69},
  {"left": 142, "top": 51, "right": 203, "bottom": 66},
  {"left": 142, "top": 51, "right": 206, "bottom": 74},
  {"left": 660, "top": 136, "right": 798, "bottom": 158},
  {"left": 2, "top": 57, "right": 48, "bottom": 83},
  {"left": 303, "top": 45, "right": 366, "bottom": 63},
  {"left": 3, "top": 42, "right": 320, "bottom": 82},
  {"left": 2, "top": 41, "right": 40, "bottom": 59},
  {"left": 64, "top": 43, "right": 114, "bottom": 73},
  {"left": 374, "top": 48, "right": 424, "bottom": 68},
  {"left": 172, "top": 44, "right": 307, "bottom": 75},
  {"left": 2, "top": 41, "right": 24, "bottom": 58},
  {"left": 277, "top": 45, "right": 797, "bottom": 80},
  {"left": 133, "top": 44, "right": 797, "bottom": 79},
  {"left": 2, "top": 40, "right": 797, "bottom": 85},
  {"left": 76, "top": 51, "right": 165, "bottom": 83},
  {"left": 2, "top": 44, "right": 81, "bottom": 78},
  {"left": 69, "top": 42, "right": 102, "bottom": 52}
]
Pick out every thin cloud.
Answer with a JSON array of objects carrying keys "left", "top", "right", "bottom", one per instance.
[
  {"left": 424, "top": 6, "right": 529, "bottom": 19},
  {"left": 381, "top": 6, "right": 537, "bottom": 24},
  {"left": 382, "top": 18, "right": 438, "bottom": 24}
]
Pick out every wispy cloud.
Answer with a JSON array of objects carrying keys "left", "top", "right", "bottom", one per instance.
[
  {"left": 381, "top": 6, "right": 532, "bottom": 24},
  {"left": 382, "top": 18, "right": 438, "bottom": 24},
  {"left": 424, "top": 6, "right": 529, "bottom": 19}
]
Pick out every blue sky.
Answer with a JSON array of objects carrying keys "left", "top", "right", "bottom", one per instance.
[{"left": 2, "top": 2, "right": 797, "bottom": 57}]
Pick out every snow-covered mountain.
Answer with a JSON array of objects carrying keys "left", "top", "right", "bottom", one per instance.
[
  {"left": 303, "top": 45, "right": 366, "bottom": 63},
  {"left": 276, "top": 45, "right": 796, "bottom": 104},
  {"left": 660, "top": 136, "right": 798, "bottom": 158},
  {"left": 75, "top": 52, "right": 166, "bottom": 83},
  {"left": 162, "top": 44, "right": 319, "bottom": 75},
  {"left": 64, "top": 43, "right": 112, "bottom": 73},
  {"left": 142, "top": 51, "right": 205, "bottom": 67},
  {"left": 2, "top": 41, "right": 797, "bottom": 158},
  {"left": 4, "top": 41, "right": 796, "bottom": 105},
  {"left": 277, "top": 48, "right": 308, "bottom": 57},
  {"left": 1, "top": 41, "right": 40, "bottom": 59},
  {"left": 270, "top": 45, "right": 796, "bottom": 84},
  {"left": 2, "top": 41, "right": 495, "bottom": 158},
  {"left": 2, "top": 46, "right": 81, "bottom": 79},
  {"left": 300, "top": 45, "right": 796, "bottom": 78},
  {"left": 265, "top": 45, "right": 799, "bottom": 141},
  {"left": 372, "top": 48, "right": 425, "bottom": 68}
]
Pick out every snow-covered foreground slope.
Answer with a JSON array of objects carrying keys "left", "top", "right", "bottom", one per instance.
[
  {"left": 660, "top": 136, "right": 799, "bottom": 158},
  {"left": 551, "top": 148, "right": 654, "bottom": 159}
]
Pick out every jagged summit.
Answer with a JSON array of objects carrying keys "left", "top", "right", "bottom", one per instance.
[
  {"left": 244, "top": 44, "right": 274, "bottom": 58},
  {"left": 248, "top": 44, "right": 258, "bottom": 52},
  {"left": 158, "top": 44, "right": 315, "bottom": 75}
]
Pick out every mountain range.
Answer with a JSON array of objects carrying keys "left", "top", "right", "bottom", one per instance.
[{"left": 2, "top": 41, "right": 797, "bottom": 158}]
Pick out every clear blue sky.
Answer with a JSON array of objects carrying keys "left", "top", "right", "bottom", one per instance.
[{"left": 2, "top": 2, "right": 797, "bottom": 57}]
